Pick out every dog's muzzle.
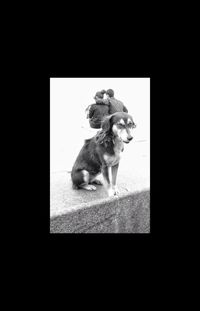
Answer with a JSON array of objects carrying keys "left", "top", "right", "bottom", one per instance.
[{"left": 123, "top": 136, "right": 133, "bottom": 143}]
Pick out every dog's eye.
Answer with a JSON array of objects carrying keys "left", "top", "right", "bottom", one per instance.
[
  {"left": 128, "top": 123, "right": 135, "bottom": 128},
  {"left": 117, "top": 124, "right": 125, "bottom": 129}
]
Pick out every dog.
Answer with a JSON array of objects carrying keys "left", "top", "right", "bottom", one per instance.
[{"left": 71, "top": 112, "right": 136, "bottom": 196}]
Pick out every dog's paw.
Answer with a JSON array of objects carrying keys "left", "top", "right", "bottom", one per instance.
[
  {"left": 107, "top": 188, "right": 115, "bottom": 197},
  {"left": 82, "top": 184, "right": 97, "bottom": 191},
  {"left": 88, "top": 184, "right": 97, "bottom": 190},
  {"left": 113, "top": 186, "right": 119, "bottom": 195}
]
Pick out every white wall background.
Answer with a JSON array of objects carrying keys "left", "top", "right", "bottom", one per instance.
[{"left": 50, "top": 78, "right": 150, "bottom": 172}]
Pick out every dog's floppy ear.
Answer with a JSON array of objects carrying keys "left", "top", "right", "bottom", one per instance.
[{"left": 101, "top": 114, "right": 113, "bottom": 132}]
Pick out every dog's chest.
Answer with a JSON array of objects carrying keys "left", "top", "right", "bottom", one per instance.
[{"left": 103, "top": 140, "right": 124, "bottom": 166}]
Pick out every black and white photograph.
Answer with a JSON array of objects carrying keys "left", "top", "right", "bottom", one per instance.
[{"left": 50, "top": 77, "right": 150, "bottom": 233}]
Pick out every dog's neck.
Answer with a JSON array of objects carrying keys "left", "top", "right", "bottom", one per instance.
[
  {"left": 113, "top": 136, "right": 124, "bottom": 152},
  {"left": 112, "top": 135, "right": 122, "bottom": 144},
  {"left": 95, "top": 130, "right": 124, "bottom": 154}
]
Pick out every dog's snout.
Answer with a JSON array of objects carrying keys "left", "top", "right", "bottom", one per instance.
[{"left": 128, "top": 136, "right": 133, "bottom": 141}]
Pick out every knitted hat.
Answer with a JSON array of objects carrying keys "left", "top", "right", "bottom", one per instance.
[
  {"left": 95, "top": 91, "right": 104, "bottom": 99},
  {"left": 106, "top": 89, "right": 114, "bottom": 97}
]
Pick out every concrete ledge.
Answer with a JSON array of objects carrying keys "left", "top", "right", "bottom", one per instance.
[{"left": 50, "top": 190, "right": 150, "bottom": 233}]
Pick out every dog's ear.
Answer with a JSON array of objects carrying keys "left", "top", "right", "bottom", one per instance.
[{"left": 101, "top": 115, "right": 113, "bottom": 132}]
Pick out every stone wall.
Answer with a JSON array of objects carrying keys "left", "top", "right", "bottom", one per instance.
[{"left": 50, "top": 190, "right": 150, "bottom": 233}]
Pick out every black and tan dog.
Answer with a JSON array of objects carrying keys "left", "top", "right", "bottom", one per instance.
[{"left": 71, "top": 112, "right": 136, "bottom": 196}]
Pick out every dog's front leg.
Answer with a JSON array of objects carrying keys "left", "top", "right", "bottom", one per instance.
[
  {"left": 102, "top": 165, "right": 114, "bottom": 197},
  {"left": 112, "top": 163, "right": 119, "bottom": 195}
]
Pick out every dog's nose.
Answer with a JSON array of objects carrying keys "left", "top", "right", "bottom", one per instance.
[{"left": 128, "top": 137, "right": 133, "bottom": 141}]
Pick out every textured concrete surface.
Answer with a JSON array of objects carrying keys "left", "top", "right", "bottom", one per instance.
[
  {"left": 50, "top": 190, "right": 150, "bottom": 233},
  {"left": 50, "top": 140, "right": 150, "bottom": 233}
]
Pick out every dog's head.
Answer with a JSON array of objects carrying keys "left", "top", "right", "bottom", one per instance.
[{"left": 101, "top": 112, "right": 136, "bottom": 143}]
